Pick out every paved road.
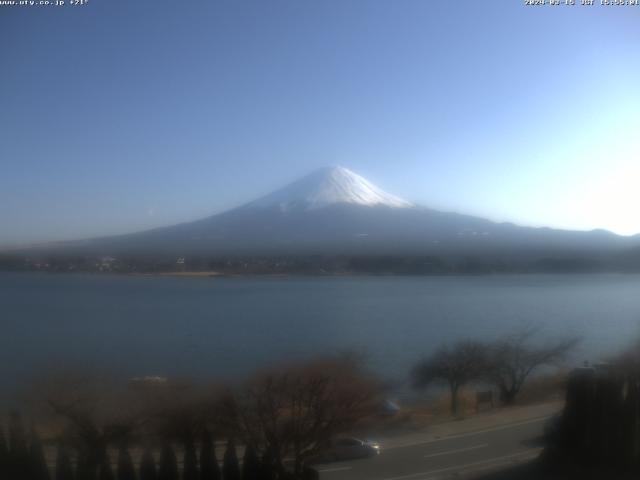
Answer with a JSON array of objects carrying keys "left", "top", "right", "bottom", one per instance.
[{"left": 317, "top": 417, "right": 548, "bottom": 480}]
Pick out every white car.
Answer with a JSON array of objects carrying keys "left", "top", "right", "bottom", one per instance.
[{"left": 308, "top": 437, "right": 381, "bottom": 463}]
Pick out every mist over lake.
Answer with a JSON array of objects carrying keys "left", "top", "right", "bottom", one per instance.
[{"left": 2, "top": 272, "right": 640, "bottom": 400}]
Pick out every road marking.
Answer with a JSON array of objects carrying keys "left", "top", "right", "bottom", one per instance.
[
  {"left": 423, "top": 443, "right": 488, "bottom": 459},
  {"left": 385, "top": 415, "right": 550, "bottom": 450},
  {"left": 317, "top": 466, "right": 353, "bottom": 473},
  {"left": 380, "top": 448, "right": 541, "bottom": 480}
]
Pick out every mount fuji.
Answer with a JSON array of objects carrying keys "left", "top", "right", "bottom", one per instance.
[
  {"left": 36, "top": 165, "right": 637, "bottom": 266},
  {"left": 242, "top": 166, "right": 413, "bottom": 212}
]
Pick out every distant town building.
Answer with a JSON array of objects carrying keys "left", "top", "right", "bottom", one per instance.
[
  {"left": 99, "top": 256, "right": 116, "bottom": 271},
  {"left": 176, "top": 256, "right": 186, "bottom": 272}
]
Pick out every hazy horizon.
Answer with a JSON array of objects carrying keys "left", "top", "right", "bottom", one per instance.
[
  {"left": 2, "top": 1, "right": 640, "bottom": 246},
  {"left": 3, "top": 164, "right": 640, "bottom": 250}
]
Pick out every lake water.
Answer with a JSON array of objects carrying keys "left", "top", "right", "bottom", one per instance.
[{"left": 2, "top": 272, "right": 640, "bottom": 399}]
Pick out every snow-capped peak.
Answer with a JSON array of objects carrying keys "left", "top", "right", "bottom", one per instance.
[{"left": 244, "top": 166, "right": 414, "bottom": 212}]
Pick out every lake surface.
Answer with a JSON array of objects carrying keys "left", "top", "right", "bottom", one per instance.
[{"left": 2, "top": 272, "right": 640, "bottom": 399}]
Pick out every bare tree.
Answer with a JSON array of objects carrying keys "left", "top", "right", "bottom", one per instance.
[
  {"left": 43, "top": 374, "right": 142, "bottom": 472},
  {"left": 613, "top": 337, "right": 640, "bottom": 373},
  {"left": 484, "top": 327, "right": 579, "bottom": 405},
  {"left": 412, "top": 340, "right": 487, "bottom": 415},
  {"left": 230, "top": 356, "right": 379, "bottom": 479}
]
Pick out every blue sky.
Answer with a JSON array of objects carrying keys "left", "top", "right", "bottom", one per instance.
[{"left": 1, "top": 0, "right": 639, "bottom": 245}]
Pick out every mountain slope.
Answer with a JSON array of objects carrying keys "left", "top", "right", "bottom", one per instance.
[
  {"left": 10, "top": 167, "right": 640, "bottom": 259},
  {"left": 41, "top": 166, "right": 636, "bottom": 259}
]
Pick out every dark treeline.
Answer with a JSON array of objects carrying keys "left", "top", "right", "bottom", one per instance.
[
  {"left": 0, "top": 355, "right": 376, "bottom": 480},
  {"left": 541, "top": 343, "right": 640, "bottom": 477},
  {"left": 0, "top": 412, "right": 51, "bottom": 480},
  {"left": 2, "top": 252, "right": 640, "bottom": 275},
  {"left": 0, "top": 412, "right": 287, "bottom": 480}
]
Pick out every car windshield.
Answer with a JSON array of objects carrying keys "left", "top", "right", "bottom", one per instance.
[{"left": 336, "top": 439, "right": 361, "bottom": 447}]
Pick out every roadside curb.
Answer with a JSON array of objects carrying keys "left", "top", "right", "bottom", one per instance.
[
  {"left": 440, "top": 449, "right": 543, "bottom": 479},
  {"left": 380, "top": 403, "right": 562, "bottom": 450}
]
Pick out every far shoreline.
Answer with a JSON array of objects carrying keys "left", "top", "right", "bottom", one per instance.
[{"left": 2, "top": 270, "right": 640, "bottom": 279}]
